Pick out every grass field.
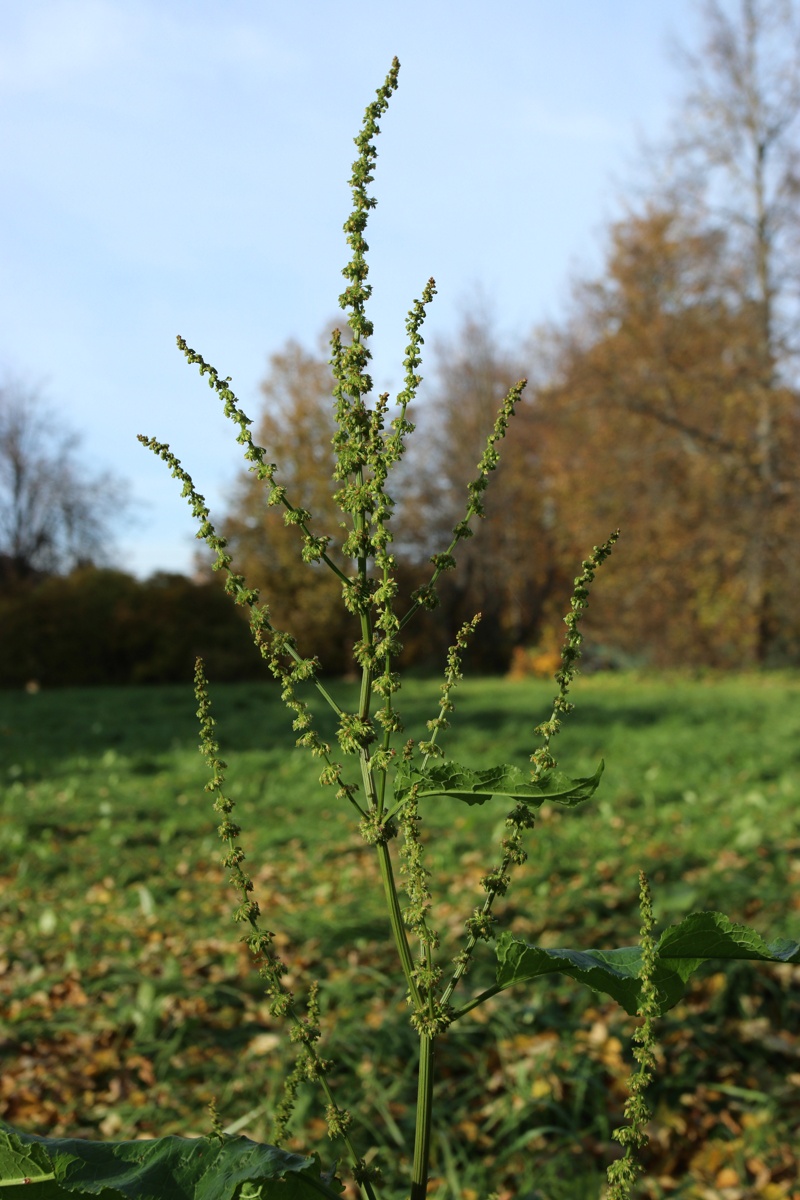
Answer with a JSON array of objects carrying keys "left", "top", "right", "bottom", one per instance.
[{"left": 1, "top": 672, "right": 799, "bottom": 1198}]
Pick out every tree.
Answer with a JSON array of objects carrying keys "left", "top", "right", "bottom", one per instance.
[
  {"left": 645, "top": 0, "right": 800, "bottom": 658},
  {"left": 401, "top": 311, "right": 563, "bottom": 669},
  {"left": 531, "top": 205, "right": 800, "bottom": 665},
  {"left": 0, "top": 379, "right": 128, "bottom": 585},
  {"left": 670, "top": 0, "right": 800, "bottom": 366}
]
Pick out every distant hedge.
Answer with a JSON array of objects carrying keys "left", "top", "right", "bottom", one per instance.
[{"left": 0, "top": 568, "right": 263, "bottom": 687}]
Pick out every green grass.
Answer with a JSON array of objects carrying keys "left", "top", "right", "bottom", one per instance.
[{"left": 2, "top": 673, "right": 799, "bottom": 1198}]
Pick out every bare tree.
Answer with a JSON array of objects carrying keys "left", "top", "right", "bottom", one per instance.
[
  {"left": 671, "top": 0, "right": 800, "bottom": 368},
  {"left": 624, "top": 0, "right": 800, "bottom": 660},
  {"left": 0, "top": 379, "right": 128, "bottom": 583},
  {"left": 678, "top": 1, "right": 800, "bottom": 659},
  {"left": 399, "top": 310, "right": 559, "bottom": 667}
]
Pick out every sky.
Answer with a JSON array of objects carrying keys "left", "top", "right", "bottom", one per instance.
[{"left": 0, "top": 0, "right": 703, "bottom": 578}]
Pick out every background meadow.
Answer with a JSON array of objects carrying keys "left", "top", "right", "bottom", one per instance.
[{"left": 2, "top": 672, "right": 799, "bottom": 1198}]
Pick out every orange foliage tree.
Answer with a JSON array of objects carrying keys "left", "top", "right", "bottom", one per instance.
[
  {"left": 220, "top": 336, "right": 360, "bottom": 674},
  {"left": 532, "top": 206, "right": 800, "bottom": 666}
]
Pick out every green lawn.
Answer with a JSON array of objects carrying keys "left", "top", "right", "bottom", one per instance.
[{"left": 1, "top": 673, "right": 799, "bottom": 1198}]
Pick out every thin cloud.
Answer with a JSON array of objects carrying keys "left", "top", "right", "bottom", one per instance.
[
  {"left": 0, "top": 0, "right": 137, "bottom": 93},
  {"left": 520, "top": 101, "right": 623, "bottom": 145},
  {"left": 0, "top": 0, "right": 297, "bottom": 97}
]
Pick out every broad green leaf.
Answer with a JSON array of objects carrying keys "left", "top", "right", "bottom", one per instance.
[
  {"left": 656, "top": 910, "right": 800, "bottom": 965},
  {"left": 0, "top": 1127, "right": 56, "bottom": 1195},
  {"left": 495, "top": 911, "right": 800, "bottom": 1016},
  {"left": 0, "top": 1126, "right": 343, "bottom": 1200},
  {"left": 493, "top": 940, "right": 686, "bottom": 1015},
  {"left": 394, "top": 759, "right": 603, "bottom": 808}
]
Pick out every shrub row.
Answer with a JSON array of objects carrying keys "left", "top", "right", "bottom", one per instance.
[{"left": 0, "top": 568, "right": 260, "bottom": 687}]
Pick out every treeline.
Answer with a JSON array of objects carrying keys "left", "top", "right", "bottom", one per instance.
[
  {"left": 217, "top": 212, "right": 800, "bottom": 673},
  {"left": 3, "top": 1, "right": 799, "bottom": 683},
  {"left": 0, "top": 569, "right": 259, "bottom": 687}
]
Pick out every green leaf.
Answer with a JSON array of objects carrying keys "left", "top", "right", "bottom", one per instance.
[
  {"left": 656, "top": 910, "right": 800, "bottom": 965},
  {"left": 495, "top": 911, "right": 800, "bottom": 1016},
  {"left": 0, "top": 1127, "right": 56, "bottom": 1196},
  {"left": 494, "top": 940, "right": 684, "bottom": 1016},
  {"left": 0, "top": 1126, "right": 343, "bottom": 1200},
  {"left": 393, "top": 759, "right": 603, "bottom": 808}
]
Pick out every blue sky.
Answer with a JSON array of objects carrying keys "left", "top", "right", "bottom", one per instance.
[{"left": 0, "top": 0, "right": 702, "bottom": 577}]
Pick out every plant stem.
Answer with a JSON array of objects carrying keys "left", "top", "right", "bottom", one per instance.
[
  {"left": 449, "top": 982, "right": 504, "bottom": 1022},
  {"left": 355, "top": 744, "right": 420, "bottom": 1008},
  {"left": 440, "top": 866, "right": 508, "bottom": 1010},
  {"left": 375, "top": 839, "right": 423, "bottom": 1009},
  {"left": 409, "top": 1034, "right": 435, "bottom": 1200}
]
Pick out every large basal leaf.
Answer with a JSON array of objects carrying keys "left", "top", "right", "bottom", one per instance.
[
  {"left": 0, "top": 1126, "right": 55, "bottom": 1197},
  {"left": 394, "top": 759, "right": 603, "bottom": 808},
  {"left": 495, "top": 911, "right": 800, "bottom": 1016},
  {"left": 0, "top": 1125, "right": 343, "bottom": 1200}
]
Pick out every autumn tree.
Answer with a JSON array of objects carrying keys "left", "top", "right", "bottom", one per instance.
[
  {"left": 532, "top": 205, "right": 800, "bottom": 665},
  {"left": 0, "top": 379, "right": 128, "bottom": 587},
  {"left": 220, "top": 335, "right": 359, "bottom": 673}
]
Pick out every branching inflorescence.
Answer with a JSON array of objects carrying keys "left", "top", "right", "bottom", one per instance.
[{"left": 140, "top": 58, "right": 656, "bottom": 1200}]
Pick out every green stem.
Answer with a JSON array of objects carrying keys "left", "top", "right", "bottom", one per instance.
[
  {"left": 359, "top": 658, "right": 373, "bottom": 723},
  {"left": 376, "top": 724, "right": 393, "bottom": 812},
  {"left": 0, "top": 1177, "right": 56, "bottom": 1189},
  {"left": 440, "top": 861, "right": 509, "bottom": 1010},
  {"left": 381, "top": 798, "right": 406, "bottom": 824},
  {"left": 449, "top": 982, "right": 504, "bottom": 1022},
  {"left": 439, "top": 935, "right": 478, "bottom": 1009},
  {"left": 354, "top": 470, "right": 374, "bottom": 722},
  {"left": 375, "top": 840, "right": 423, "bottom": 1009},
  {"left": 410, "top": 1035, "right": 435, "bottom": 1200},
  {"left": 397, "top": 530, "right": 461, "bottom": 632},
  {"left": 348, "top": 478, "right": 423, "bottom": 1004},
  {"left": 312, "top": 676, "right": 345, "bottom": 719},
  {"left": 277, "top": 493, "right": 351, "bottom": 587}
]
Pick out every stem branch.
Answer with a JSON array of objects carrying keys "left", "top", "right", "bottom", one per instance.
[{"left": 409, "top": 1035, "right": 435, "bottom": 1200}]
